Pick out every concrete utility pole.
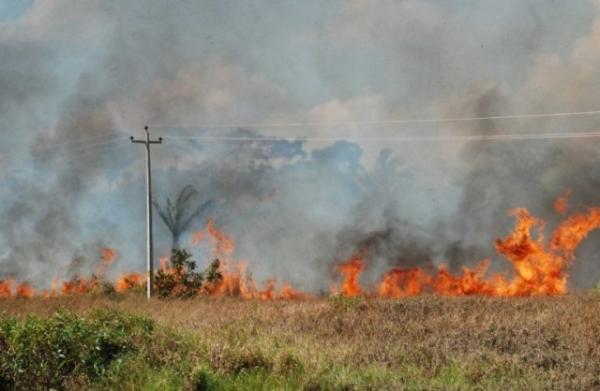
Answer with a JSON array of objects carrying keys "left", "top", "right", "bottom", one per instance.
[{"left": 131, "top": 126, "right": 162, "bottom": 299}]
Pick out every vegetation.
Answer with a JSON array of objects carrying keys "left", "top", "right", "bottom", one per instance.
[
  {"left": 0, "top": 295, "right": 599, "bottom": 389},
  {"left": 153, "top": 185, "right": 213, "bottom": 248},
  {"left": 154, "top": 248, "right": 222, "bottom": 298}
]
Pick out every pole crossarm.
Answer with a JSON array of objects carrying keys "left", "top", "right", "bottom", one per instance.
[
  {"left": 131, "top": 139, "right": 163, "bottom": 144},
  {"left": 130, "top": 126, "right": 162, "bottom": 299}
]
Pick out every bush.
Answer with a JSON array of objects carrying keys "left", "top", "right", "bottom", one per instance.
[
  {"left": 0, "top": 309, "right": 153, "bottom": 390},
  {"left": 154, "top": 248, "right": 222, "bottom": 299}
]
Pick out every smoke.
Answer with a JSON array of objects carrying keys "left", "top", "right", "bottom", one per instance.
[{"left": 1, "top": 1, "right": 600, "bottom": 290}]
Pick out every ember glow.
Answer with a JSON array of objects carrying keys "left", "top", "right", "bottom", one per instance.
[{"left": 0, "top": 192, "right": 598, "bottom": 299}]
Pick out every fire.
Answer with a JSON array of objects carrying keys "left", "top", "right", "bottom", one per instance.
[
  {"left": 0, "top": 280, "right": 13, "bottom": 298},
  {"left": 101, "top": 247, "right": 117, "bottom": 263},
  {"left": 204, "top": 219, "right": 234, "bottom": 257},
  {"left": 16, "top": 283, "right": 35, "bottom": 299},
  {"left": 433, "top": 261, "right": 495, "bottom": 296},
  {"left": 159, "top": 256, "right": 170, "bottom": 272},
  {"left": 1, "top": 190, "right": 597, "bottom": 300},
  {"left": 191, "top": 232, "right": 204, "bottom": 246},
  {"left": 61, "top": 276, "right": 100, "bottom": 295},
  {"left": 279, "top": 282, "right": 305, "bottom": 299},
  {"left": 379, "top": 267, "right": 432, "bottom": 298},
  {"left": 554, "top": 188, "right": 571, "bottom": 215},
  {"left": 115, "top": 273, "right": 145, "bottom": 293},
  {"left": 336, "top": 253, "right": 365, "bottom": 297},
  {"left": 550, "top": 207, "right": 600, "bottom": 258},
  {"left": 94, "top": 247, "right": 118, "bottom": 276},
  {"left": 333, "top": 195, "right": 600, "bottom": 297},
  {"left": 193, "top": 220, "right": 305, "bottom": 300}
]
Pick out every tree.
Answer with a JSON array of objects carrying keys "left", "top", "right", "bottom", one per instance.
[{"left": 153, "top": 185, "right": 213, "bottom": 249}]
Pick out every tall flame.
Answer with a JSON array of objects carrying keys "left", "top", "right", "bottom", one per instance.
[
  {"left": 193, "top": 219, "right": 305, "bottom": 299},
  {"left": 333, "top": 200, "right": 600, "bottom": 297},
  {"left": 336, "top": 253, "right": 365, "bottom": 297}
]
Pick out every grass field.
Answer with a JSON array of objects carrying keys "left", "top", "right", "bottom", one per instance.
[{"left": 1, "top": 294, "right": 599, "bottom": 390}]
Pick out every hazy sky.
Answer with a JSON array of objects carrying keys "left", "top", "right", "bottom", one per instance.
[{"left": 1, "top": 1, "right": 600, "bottom": 289}]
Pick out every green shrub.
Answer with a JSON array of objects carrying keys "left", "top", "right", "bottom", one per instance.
[
  {"left": 154, "top": 248, "right": 222, "bottom": 299},
  {"left": 0, "top": 309, "right": 153, "bottom": 390}
]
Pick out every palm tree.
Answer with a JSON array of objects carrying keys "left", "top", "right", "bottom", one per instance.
[{"left": 153, "top": 185, "right": 213, "bottom": 249}]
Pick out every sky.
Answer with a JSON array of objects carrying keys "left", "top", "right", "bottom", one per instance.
[{"left": 1, "top": 0, "right": 600, "bottom": 290}]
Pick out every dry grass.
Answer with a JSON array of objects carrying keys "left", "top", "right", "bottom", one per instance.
[{"left": 2, "top": 294, "right": 600, "bottom": 389}]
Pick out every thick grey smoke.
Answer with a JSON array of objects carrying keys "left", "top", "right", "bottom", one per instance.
[
  {"left": 452, "top": 88, "right": 600, "bottom": 286},
  {"left": 1, "top": 1, "right": 600, "bottom": 290}
]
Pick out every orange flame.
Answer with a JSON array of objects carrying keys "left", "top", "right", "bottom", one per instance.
[
  {"left": 95, "top": 247, "right": 118, "bottom": 276},
  {"left": 336, "top": 253, "right": 365, "bottom": 297},
  {"left": 101, "top": 247, "right": 117, "bottom": 263},
  {"left": 205, "top": 219, "right": 235, "bottom": 258},
  {"left": 379, "top": 268, "right": 432, "bottom": 298},
  {"left": 60, "top": 276, "right": 100, "bottom": 295},
  {"left": 159, "top": 256, "right": 171, "bottom": 273},
  {"left": 16, "top": 283, "right": 35, "bottom": 298},
  {"left": 554, "top": 188, "right": 571, "bottom": 215},
  {"left": 2, "top": 191, "right": 597, "bottom": 300},
  {"left": 115, "top": 273, "right": 145, "bottom": 293},
  {"left": 194, "top": 220, "right": 305, "bottom": 300},
  {"left": 333, "top": 195, "right": 600, "bottom": 298},
  {"left": 550, "top": 207, "right": 600, "bottom": 258},
  {"left": 0, "top": 280, "right": 13, "bottom": 298},
  {"left": 279, "top": 282, "right": 305, "bottom": 299},
  {"left": 191, "top": 231, "right": 204, "bottom": 246}
]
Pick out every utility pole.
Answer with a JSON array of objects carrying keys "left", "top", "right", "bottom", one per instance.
[{"left": 131, "top": 126, "right": 162, "bottom": 299}]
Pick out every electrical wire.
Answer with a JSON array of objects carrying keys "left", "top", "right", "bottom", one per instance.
[
  {"left": 148, "top": 109, "right": 600, "bottom": 129},
  {"left": 0, "top": 137, "right": 130, "bottom": 176},
  {"left": 161, "top": 131, "right": 600, "bottom": 143},
  {"left": 0, "top": 133, "right": 126, "bottom": 164}
]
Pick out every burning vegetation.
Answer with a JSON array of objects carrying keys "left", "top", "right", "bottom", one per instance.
[
  {"left": 0, "top": 191, "right": 599, "bottom": 300},
  {"left": 333, "top": 203, "right": 600, "bottom": 297}
]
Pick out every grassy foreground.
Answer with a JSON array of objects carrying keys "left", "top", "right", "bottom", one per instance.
[{"left": 0, "top": 295, "right": 599, "bottom": 390}]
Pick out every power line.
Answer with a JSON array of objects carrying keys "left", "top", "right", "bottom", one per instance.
[
  {"left": 0, "top": 134, "right": 127, "bottom": 164},
  {"left": 2, "top": 127, "right": 598, "bottom": 175},
  {"left": 148, "top": 109, "right": 600, "bottom": 129},
  {"left": 30, "top": 132, "right": 124, "bottom": 153},
  {"left": 0, "top": 137, "right": 129, "bottom": 174},
  {"left": 161, "top": 131, "right": 600, "bottom": 143}
]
